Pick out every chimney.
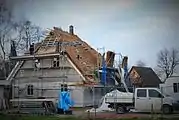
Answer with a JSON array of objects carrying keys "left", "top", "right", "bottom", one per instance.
[
  {"left": 122, "top": 56, "right": 128, "bottom": 69},
  {"left": 29, "top": 43, "right": 34, "bottom": 55},
  {"left": 69, "top": 25, "right": 74, "bottom": 35},
  {"left": 106, "top": 51, "right": 115, "bottom": 67}
]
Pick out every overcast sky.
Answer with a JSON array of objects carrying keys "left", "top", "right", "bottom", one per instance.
[{"left": 8, "top": 0, "right": 179, "bottom": 68}]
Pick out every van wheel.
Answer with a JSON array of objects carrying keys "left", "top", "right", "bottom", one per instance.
[
  {"left": 162, "top": 105, "right": 172, "bottom": 114},
  {"left": 116, "top": 106, "right": 126, "bottom": 114}
]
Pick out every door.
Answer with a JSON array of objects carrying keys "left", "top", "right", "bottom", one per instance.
[
  {"left": 148, "top": 89, "right": 163, "bottom": 112},
  {"left": 135, "top": 89, "right": 150, "bottom": 112}
]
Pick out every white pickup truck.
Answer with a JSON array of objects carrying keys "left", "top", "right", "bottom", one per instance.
[{"left": 105, "top": 87, "right": 179, "bottom": 114}]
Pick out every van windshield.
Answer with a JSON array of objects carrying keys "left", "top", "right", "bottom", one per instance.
[{"left": 149, "top": 89, "right": 164, "bottom": 98}]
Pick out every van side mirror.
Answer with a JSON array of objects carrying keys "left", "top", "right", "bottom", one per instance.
[{"left": 158, "top": 94, "right": 164, "bottom": 98}]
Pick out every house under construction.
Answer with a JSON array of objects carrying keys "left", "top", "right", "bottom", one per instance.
[{"left": 7, "top": 25, "right": 122, "bottom": 108}]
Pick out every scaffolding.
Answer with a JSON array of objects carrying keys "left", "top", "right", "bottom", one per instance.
[{"left": 10, "top": 29, "right": 85, "bottom": 114}]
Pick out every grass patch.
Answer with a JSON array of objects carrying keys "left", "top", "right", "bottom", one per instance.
[
  {"left": 0, "top": 115, "right": 78, "bottom": 120},
  {"left": 0, "top": 114, "right": 179, "bottom": 120}
]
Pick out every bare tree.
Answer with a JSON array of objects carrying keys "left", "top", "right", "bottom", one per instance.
[
  {"left": 0, "top": 1, "right": 13, "bottom": 59},
  {"left": 157, "top": 48, "right": 179, "bottom": 81},
  {"left": 0, "top": 1, "right": 46, "bottom": 79},
  {"left": 14, "top": 20, "right": 46, "bottom": 54},
  {"left": 0, "top": 1, "right": 15, "bottom": 78},
  {"left": 136, "top": 60, "right": 146, "bottom": 67}
]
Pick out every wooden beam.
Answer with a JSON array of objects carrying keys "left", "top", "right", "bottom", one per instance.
[{"left": 10, "top": 53, "right": 60, "bottom": 60}]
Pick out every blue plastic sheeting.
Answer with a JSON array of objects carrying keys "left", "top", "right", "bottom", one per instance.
[
  {"left": 123, "top": 64, "right": 128, "bottom": 79},
  {"left": 101, "top": 56, "right": 107, "bottom": 85},
  {"left": 58, "top": 91, "right": 74, "bottom": 111}
]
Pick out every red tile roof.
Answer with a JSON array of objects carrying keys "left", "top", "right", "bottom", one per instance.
[{"left": 36, "top": 27, "right": 102, "bottom": 83}]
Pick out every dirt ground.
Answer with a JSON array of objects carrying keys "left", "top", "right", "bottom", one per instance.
[{"left": 71, "top": 109, "right": 179, "bottom": 119}]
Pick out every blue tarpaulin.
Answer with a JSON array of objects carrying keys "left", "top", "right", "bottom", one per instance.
[
  {"left": 123, "top": 64, "right": 128, "bottom": 79},
  {"left": 101, "top": 56, "right": 107, "bottom": 85},
  {"left": 58, "top": 91, "right": 74, "bottom": 111}
]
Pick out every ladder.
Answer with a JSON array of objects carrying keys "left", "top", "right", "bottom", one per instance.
[
  {"left": 6, "top": 61, "right": 24, "bottom": 82},
  {"left": 43, "top": 101, "right": 56, "bottom": 114},
  {"left": 14, "top": 100, "right": 56, "bottom": 115}
]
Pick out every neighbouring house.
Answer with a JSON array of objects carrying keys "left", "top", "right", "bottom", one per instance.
[
  {"left": 0, "top": 60, "right": 15, "bottom": 80},
  {"left": 127, "top": 66, "right": 162, "bottom": 88},
  {"left": 0, "top": 80, "right": 10, "bottom": 110},
  {"left": 159, "top": 66, "right": 179, "bottom": 101},
  {"left": 160, "top": 76, "right": 179, "bottom": 101},
  {"left": 6, "top": 26, "right": 119, "bottom": 107}
]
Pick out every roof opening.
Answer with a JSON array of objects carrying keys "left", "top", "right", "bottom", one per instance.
[
  {"left": 77, "top": 55, "right": 80, "bottom": 60},
  {"left": 50, "top": 32, "right": 54, "bottom": 36}
]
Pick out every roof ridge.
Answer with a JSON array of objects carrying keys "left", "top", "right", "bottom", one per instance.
[
  {"left": 53, "top": 26, "right": 78, "bottom": 38},
  {"left": 133, "top": 66, "right": 151, "bottom": 69}
]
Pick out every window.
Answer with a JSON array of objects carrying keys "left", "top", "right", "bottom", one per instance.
[
  {"left": 19, "top": 70, "right": 24, "bottom": 77},
  {"left": 137, "top": 89, "right": 146, "bottom": 97},
  {"left": 61, "top": 84, "right": 68, "bottom": 91},
  {"left": 149, "top": 89, "right": 163, "bottom": 98},
  {"left": 34, "top": 59, "right": 40, "bottom": 68},
  {"left": 53, "top": 57, "right": 59, "bottom": 67},
  {"left": 27, "top": 85, "right": 33, "bottom": 95},
  {"left": 77, "top": 55, "right": 80, "bottom": 60},
  {"left": 173, "top": 83, "right": 179, "bottom": 93}
]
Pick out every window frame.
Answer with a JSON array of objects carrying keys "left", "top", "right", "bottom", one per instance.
[
  {"left": 137, "top": 89, "right": 147, "bottom": 97},
  {"left": 19, "top": 70, "right": 24, "bottom": 77},
  {"left": 61, "top": 84, "right": 68, "bottom": 91},
  {"left": 148, "top": 89, "right": 163, "bottom": 98},
  {"left": 27, "top": 85, "right": 34, "bottom": 96},
  {"left": 52, "top": 57, "right": 60, "bottom": 67},
  {"left": 173, "top": 83, "right": 179, "bottom": 93}
]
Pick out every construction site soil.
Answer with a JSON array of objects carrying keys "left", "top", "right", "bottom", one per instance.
[{"left": 70, "top": 108, "right": 179, "bottom": 119}]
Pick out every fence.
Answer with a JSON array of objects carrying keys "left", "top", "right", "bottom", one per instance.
[
  {"left": 12, "top": 85, "right": 115, "bottom": 107},
  {"left": 10, "top": 84, "right": 179, "bottom": 117}
]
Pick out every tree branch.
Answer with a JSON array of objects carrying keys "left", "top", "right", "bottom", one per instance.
[{"left": 157, "top": 48, "right": 179, "bottom": 80}]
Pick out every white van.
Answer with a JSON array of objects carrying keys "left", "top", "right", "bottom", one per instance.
[{"left": 105, "top": 87, "right": 179, "bottom": 114}]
